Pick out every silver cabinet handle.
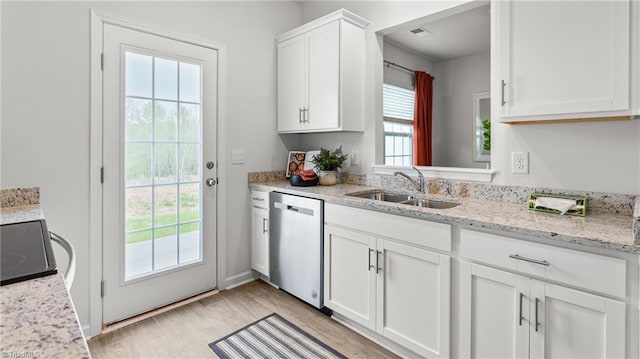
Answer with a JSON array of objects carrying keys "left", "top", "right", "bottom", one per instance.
[
  {"left": 509, "top": 254, "right": 550, "bottom": 267},
  {"left": 376, "top": 250, "right": 383, "bottom": 274},
  {"left": 251, "top": 197, "right": 265, "bottom": 201},
  {"left": 302, "top": 107, "right": 308, "bottom": 123},
  {"left": 368, "top": 248, "right": 375, "bottom": 271},
  {"left": 501, "top": 79, "right": 507, "bottom": 106},
  {"left": 535, "top": 297, "right": 540, "bottom": 332},
  {"left": 262, "top": 217, "right": 268, "bottom": 234},
  {"left": 519, "top": 292, "right": 524, "bottom": 326}
]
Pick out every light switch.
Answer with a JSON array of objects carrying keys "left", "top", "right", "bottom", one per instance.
[{"left": 231, "top": 149, "right": 245, "bottom": 165}]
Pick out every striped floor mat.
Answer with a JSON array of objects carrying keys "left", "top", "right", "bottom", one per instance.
[{"left": 208, "top": 313, "right": 346, "bottom": 359}]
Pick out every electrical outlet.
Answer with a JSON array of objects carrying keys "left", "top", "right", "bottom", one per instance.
[
  {"left": 351, "top": 149, "right": 360, "bottom": 166},
  {"left": 511, "top": 151, "right": 529, "bottom": 174}
]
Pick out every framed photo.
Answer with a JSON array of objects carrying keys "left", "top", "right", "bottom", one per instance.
[{"left": 286, "top": 151, "right": 307, "bottom": 177}]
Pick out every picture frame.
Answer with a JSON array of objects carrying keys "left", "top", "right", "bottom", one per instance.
[{"left": 286, "top": 151, "right": 307, "bottom": 177}]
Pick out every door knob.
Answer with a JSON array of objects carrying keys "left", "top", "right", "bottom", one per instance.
[{"left": 206, "top": 178, "right": 217, "bottom": 187}]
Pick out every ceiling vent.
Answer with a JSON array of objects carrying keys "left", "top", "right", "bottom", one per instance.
[{"left": 410, "top": 27, "right": 432, "bottom": 37}]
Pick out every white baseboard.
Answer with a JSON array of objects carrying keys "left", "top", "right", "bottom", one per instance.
[{"left": 224, "top": 270, "right": 256, "bottom": 290}]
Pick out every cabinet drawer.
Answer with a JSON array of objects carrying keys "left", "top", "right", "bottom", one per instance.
[
  {"left": 460, "top": 229, "right": 626, "bottom": 298},
  {"left": 251, "top": 190, "right": 269, "bottom": 208},
  {"left": 325, "top": 203, "right": 451, "bottom": 252}
]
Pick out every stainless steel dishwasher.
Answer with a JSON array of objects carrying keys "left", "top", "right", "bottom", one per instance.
[{"left": 269, "top": 192, "right": 324, "bottom": 309}]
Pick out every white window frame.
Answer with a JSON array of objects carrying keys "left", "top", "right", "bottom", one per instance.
[{"left": 383, "top": 83, "right": 415, "bottom": 166}]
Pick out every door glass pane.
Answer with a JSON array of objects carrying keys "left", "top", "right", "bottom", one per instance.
[
  {"left": 154, "top": 226, "right": 178, "bottom": 270},
  {"left": 180, "top": 62, "right": 201, "bottom": 103},
  {"left": 179, "top": 222, "right": 200, "bottom": 264},
  {"left": 179, "top": 183, "right": 200, "bottom": 220},
  {"left": 154, "top": 185, "right": 177, "bottom": 226},
  {"left": 124, "top": 51, "right": 203, "bottom": 280},
  {"left": 155, "top": 143, "right": 177, "bottom": 184},
  {"left": 154, "top": 58, "right": 178, "bottom": 101},
  {"left": 179, "top": 104, "right": 200, "bottom": 142},
  {"left": 179, "top": 144, "right": 200, "bottom": 182},
  {"left": 125, "top": 98, "right": 152, "bottom": 141},
  {"left": 125, "top": 53, "right": 152, "bottom": 98},
  {"left": 125, "top": 230, "right": 152, "bottom": 277},
  {"left": 125, "top": 143, "right": 152, "bottom": 186},
  {"left": 155, "top": 101, "right": 178, "bottom": 142},
  {"left": 125, "top": 187, "right": 152, "bottom": 232}
]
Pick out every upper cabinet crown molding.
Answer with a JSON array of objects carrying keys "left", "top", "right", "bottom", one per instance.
[
  {"left": 276, "top": 9, "right": 369, "bottom": 133},
  {"left": 276, "top": 9, "right": 370, "bottom": 43},
  {"left": 495, "top": 0, "right": 639, "bottom": 123}
]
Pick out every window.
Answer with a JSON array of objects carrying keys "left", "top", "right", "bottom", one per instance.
[{"left": 383, "top": 83, "right": 415, "bottom": 166}]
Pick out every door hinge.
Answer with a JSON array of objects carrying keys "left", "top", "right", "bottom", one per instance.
[
  {"left": 100, "top": 53, "right": 104, "bottom": 71},
  {"left": 100, "top": 280, "right": 105, "bottom": 298},
  {"left": 100, "top": 167, "right": 104, "bottom": 184}
]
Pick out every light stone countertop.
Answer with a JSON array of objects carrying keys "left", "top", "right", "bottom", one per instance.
[
  {"left": 1, "top": 203, "right": 91, "bottom": 358},
  {"left": 251, "top": 181, "right": 639, "bottom": 254}
]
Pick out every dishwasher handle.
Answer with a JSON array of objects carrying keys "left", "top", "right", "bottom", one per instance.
[{"left": 273, "top": 201, "right": 315, "bottom": 216}]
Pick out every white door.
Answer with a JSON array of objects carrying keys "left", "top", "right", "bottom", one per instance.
[
  {"left": 277, "top": 36, "right": 305, "bottom": 133},
  {"left": 459, "top": 262, "right": 530, "bottom": 359},
  {"left": 529, "top": 280, "right": 625, "bottom": 359},
  {"left": 323, "top": 225, "right": 377, "bottom": 330},
  {"left": 250, "top": 205, "right": 269, "bottom": 276},
  {"left": 307, "top": 21, "right": 339, "bottom": 131},
  {"left": 497, "top": 0, "right": 630, "bottom": 119},
  {"left": 102, "top": 23, "right": 218, "bottom": 323},
  {"left": 376, "top": 239, "right": 450, "bottom": 358}
]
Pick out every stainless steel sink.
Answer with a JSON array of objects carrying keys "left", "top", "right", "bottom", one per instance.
[
  {"left": 399, "top": 198, "right": 460, "bottom": 209},
  {"left": 346, "top": 190, "right": 414, "bottom": 203},
  {"left": 345, "top": 190, "right": 461, "bottom": 209}
]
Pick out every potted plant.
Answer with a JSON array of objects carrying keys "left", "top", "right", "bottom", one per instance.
[{"left": 311, "top": 146, "right": 348, "bottom": 186}]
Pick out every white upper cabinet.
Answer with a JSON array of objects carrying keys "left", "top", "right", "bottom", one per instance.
[
  {"left": 276, "top": 9, "right": 368, "bottom": 133},
  {"left": 496, "top": 0, "right": 635, "bottom": 122}
]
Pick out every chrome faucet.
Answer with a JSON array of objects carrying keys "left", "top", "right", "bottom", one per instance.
[{"left": 394, "top": 166, "right": 425, "bottom": 193}]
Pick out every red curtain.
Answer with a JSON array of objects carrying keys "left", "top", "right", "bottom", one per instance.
[{"left": 413, "top": 71, "right": 434, "bottom": 166}]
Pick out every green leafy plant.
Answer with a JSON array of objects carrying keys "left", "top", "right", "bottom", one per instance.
[
  {"left": 311, "top": 146, "right": 349, "bottom": 171},
  {"left": 481, "top": 119, "right": 491, "bottom": 152}
]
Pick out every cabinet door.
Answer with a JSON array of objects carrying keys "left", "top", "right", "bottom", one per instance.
[
  {"left": 324, "top": 225, "right": 377, "bottom": 330},
  {"left": 376, "top": 239, "right": 450, "bottom": 358},
  {"left": 251, "top": 206, "right": 269, "bottom": 276},
  {"left": 530, "top": 280, "right": 625, "bottom": 359},
  {"left": 498, "top": 0, "right": 630, "bottom": 119},
  {"left": 277, "top": 36, "right": 306, "bottom": 132},
  {"left": 460, "top": 262, "right": 529, "bottom": 359},
  {"left": 307, "top": 21, "right": 340, "bottom": 131}
]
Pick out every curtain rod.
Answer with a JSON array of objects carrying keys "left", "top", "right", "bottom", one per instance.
[{"left": 383, "top": 60, "right": 415, "bottom": 74}]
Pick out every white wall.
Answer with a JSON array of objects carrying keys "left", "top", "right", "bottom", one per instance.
[
  {"left": 1, "top": 1, "right": 301, "bottom": 332},
  {"left": 433, "top": 51, "right": 489, "bottom": 169},
  {"left": 300, "top": 1, "right": 640, "bottom": 195}
]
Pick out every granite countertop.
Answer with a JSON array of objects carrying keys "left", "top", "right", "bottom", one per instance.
[
  {"left": 251, "top": 181, "right": 639, "bottom": 254},
  {"left": 1, "top": 188, "right": 90, "bottom": 359}
]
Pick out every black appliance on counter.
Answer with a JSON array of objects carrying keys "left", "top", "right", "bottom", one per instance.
[{"left": 1, "top": 220, "right": 57, "bottom": 286}]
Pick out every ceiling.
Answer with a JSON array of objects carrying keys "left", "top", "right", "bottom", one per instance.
[{"left": 384, "top": 4, "right": 490, "bottom": 62}]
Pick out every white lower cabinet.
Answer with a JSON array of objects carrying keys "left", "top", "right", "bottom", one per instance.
[
  {"left": 324, "top": 218, "right": 450, "bottom": 358},
  {"left": 250, "top": 190, "right": 269, "bottom": 276},
  {"left": 460, "top": 261, "right": 625, "bottom": 359}
]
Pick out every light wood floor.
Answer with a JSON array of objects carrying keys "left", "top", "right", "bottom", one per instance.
[{"left": 88, "top": 280, "right": 400, "bottom": 358}]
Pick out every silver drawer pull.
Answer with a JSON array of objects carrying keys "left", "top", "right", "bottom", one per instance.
[
  {"left": 252, "top": 197, "right": 265, "bottom": 201},
  {"left": 509, "top": 254, "right": 550, "bottom": 267}
]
